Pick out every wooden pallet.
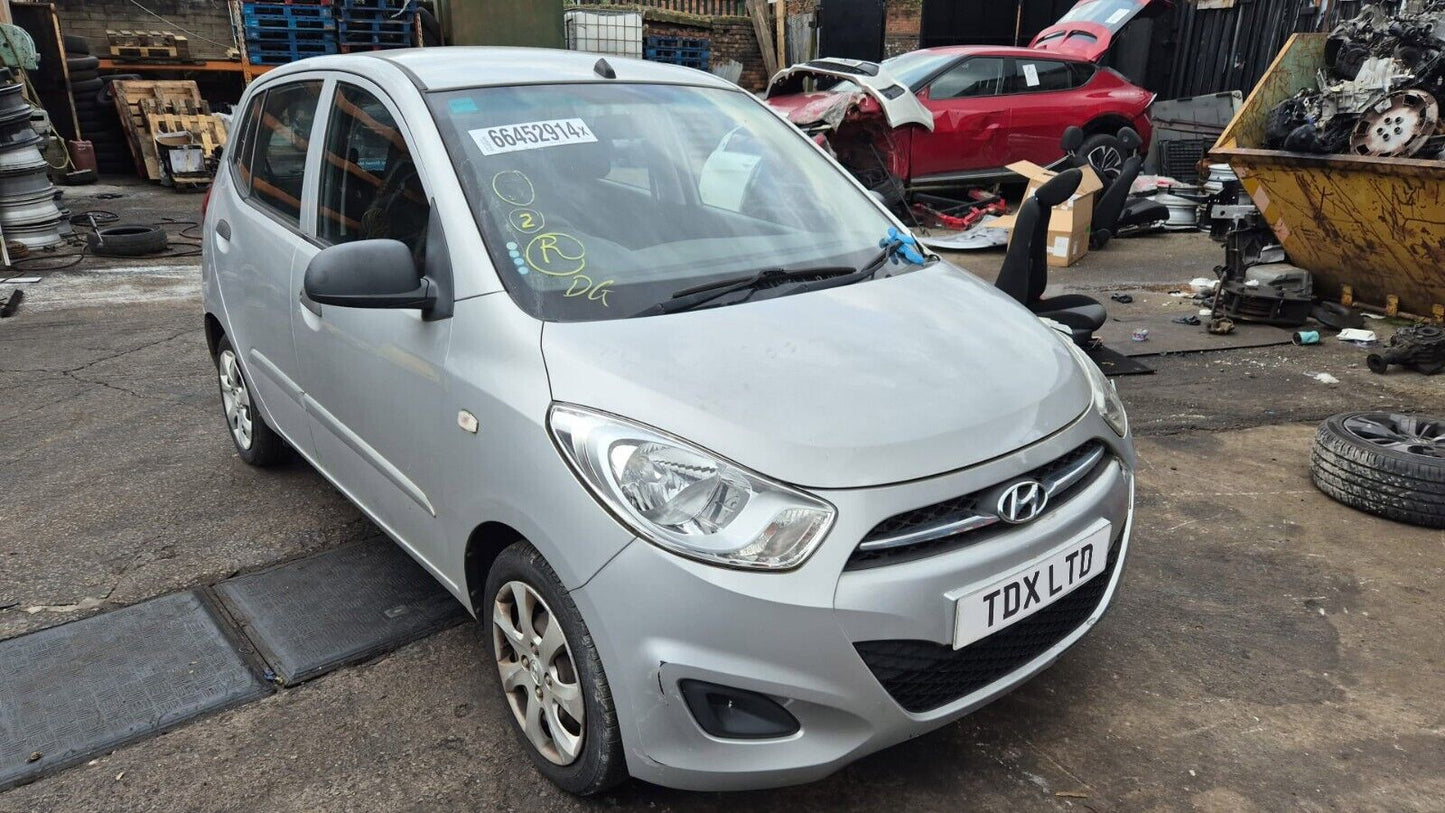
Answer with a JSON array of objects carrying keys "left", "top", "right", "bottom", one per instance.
[
  {"left": 110, "top": 80, "right": 226, "bottom": 181},
  {"left": 106, "top": 30, "right": 192, "bottom": 61}
]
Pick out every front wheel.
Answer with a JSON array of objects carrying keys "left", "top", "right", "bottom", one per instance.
[{"left": 484, "top": 541, "right": 627, "bottom": 795}]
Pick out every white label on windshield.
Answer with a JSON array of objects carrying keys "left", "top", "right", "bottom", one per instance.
[
  {"left": 1022, "top": 63, "right": 1040, "bottom": 87},
  {"left": 471, "top": 118, "right": 597, "bottom": 156},
  {"left": 1106, "top": 8, "right": 1130, "bottom": 24}
]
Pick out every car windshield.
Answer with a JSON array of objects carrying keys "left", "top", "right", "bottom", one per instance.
[
  {"left": 427, "top": 82, "right": 895, "bottom": 322},
  {"left": 1057, "top": 0, "right": 1144, "bottom": 31}
]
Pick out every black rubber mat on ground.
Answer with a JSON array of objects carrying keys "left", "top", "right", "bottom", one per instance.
[
  {"left": 1087, "top": 344, "right": 1155, "bottom": 376},
  {"left": 0, "top": 592, "right": 269, "bottom": 790},
  {"left": 215, "top": 539, "right": 468, "bottom": 685}
]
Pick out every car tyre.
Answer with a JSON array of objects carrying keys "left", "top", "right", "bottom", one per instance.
[
  {"left": 1080, "top": 133, "right": 1125, "bottom": 185},
  {"left": 483, "top": 541, "right": 627, "bottom": 796},
  {"left": 1311, "top": 411, "right": 1445, "bottom": 529},
  {"left": 214, "top": 335, "right": 288, "bottom": 466}
]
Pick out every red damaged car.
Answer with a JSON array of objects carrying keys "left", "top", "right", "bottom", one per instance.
[{"left": 765, "top": 46, "right": 1154, "bottom": 192}]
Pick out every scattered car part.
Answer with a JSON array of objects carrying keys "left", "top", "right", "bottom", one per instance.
[
  {"left": 1312, "top": 301, "right": 1365, "bottom": 330},
  {"left": 86, "top": 224, "right": 168, "bottom": 256},
  {"left": 1366, "top": 324, "right": 1445, "bottom": 375},
  {"left": 1156, "top": 191, "right": 1201, "bottom": 230},
  {"left": 994, "top": 168, "right": 1108, "bottom": 346},
  {"left": 1350, "top": 89, "right": 1440, "bottom": 157},
  {"left": 0, "top": 287, "right": 21, "bottom": 317},
  {"left": 1311, "top": 411, "right": 1445, "bottom": 529},
  {"left": 1292, "top": 329, "right": 1321, "bottom": 345}
]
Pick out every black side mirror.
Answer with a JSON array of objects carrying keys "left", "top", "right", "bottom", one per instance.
[
  {"left": 1061, "top": 126, "right": 1084, "bottom": 155},
  {"left": 303, "top": 239, "right": 436, "bottom": 311}
]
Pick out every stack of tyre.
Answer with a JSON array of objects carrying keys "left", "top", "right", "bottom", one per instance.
[
  {"left": 63, "top": 34, "right": 134, "bottom": 176},
  {"left": 0, "top": 79, "right": 63, "bottom": 249}
]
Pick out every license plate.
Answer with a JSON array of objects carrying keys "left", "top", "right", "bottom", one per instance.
[{"left": 952, "top": 523, "right": 1111, "bottom": 649}]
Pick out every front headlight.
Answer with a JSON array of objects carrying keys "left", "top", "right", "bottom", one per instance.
[
  {"left": 548, "top": 404, "right": 835, "bottom": 570},
  {"left": 1063, "top": 338, "right": 1129, "bottom": 437}
]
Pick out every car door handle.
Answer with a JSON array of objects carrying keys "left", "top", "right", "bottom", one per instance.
[
  {"left": 299, "top": 289, "right": 322, "bottom": 316},
  {"left": 216, "top": 219, "right": 231, "bottom": 241}
]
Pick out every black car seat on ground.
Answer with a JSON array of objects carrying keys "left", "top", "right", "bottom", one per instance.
[
  {"left": 1089, "top": 127, "right": 1145, "bottom": 250},
  {"left": 995, "top": 168, "right": 1108, "bottom": 346}
]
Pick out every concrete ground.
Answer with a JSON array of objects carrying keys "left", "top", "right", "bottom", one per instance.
[{"left": 1, "top": 195, "right": 1442, "bottom": 811}]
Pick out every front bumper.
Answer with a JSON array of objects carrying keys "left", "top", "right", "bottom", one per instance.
[{"left": 571, "top": 414, "right": 1134, "bottom": 791}]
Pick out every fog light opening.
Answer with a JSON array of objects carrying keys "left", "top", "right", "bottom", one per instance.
[{"left": 679, "top": 679, "right": 800, "bottom": 740}]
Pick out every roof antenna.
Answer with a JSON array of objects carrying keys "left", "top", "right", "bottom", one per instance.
[{"left": 594, "top": 58, "right": 616, "bottom": 79}]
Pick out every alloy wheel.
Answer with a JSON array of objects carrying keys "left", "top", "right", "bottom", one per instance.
[
  {"left": 217, "top": 349, "right": 253, "bottom": 450},
  {"left": 1342, "top": 412, "right": 1445, "bottom": 459},
  {"left": 1087, "top": 145, "right": 1124, "bottom": 184},
  {"left": 492, "top": 580, "right": 585, "bottom": 765}
]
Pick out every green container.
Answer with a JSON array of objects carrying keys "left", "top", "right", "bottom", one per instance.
[{"left": 445, "top": 0, "right": 565, "bottom": 48}]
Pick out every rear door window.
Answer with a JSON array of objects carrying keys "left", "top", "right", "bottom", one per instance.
[
  {"left": 927, "top": 58, "right": 1005, "bottom": 100},
  {"left": 1004, "top": 60, "right": 1073, "bottom": 94},
  {"left": 229, "top": 93, "right": 264, "bottom": 195},
  {"left": 248, "top": 80, "right": 323, "bottom": 226}
]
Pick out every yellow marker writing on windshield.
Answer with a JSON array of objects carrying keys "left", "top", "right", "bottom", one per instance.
[{"left": 525, "top": 232, "right": 587, "bottom": 276}]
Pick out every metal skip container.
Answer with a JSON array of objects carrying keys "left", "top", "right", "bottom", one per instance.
[{"left": 1211, "top": 34, "right": 1445, "bottom": 318}]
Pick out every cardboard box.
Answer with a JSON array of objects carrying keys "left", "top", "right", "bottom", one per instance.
[{"left": 994, "top": 161, "right": 1104, "bottom": 268}]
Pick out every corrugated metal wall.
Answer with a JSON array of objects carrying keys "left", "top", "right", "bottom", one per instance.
[{"left": 1158, "top": 0, "right": 1363, "bottom": 99}]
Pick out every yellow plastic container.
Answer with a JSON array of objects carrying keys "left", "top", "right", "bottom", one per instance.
[{"left": 1212, "top": 34, "right": 1445, "bottom": 318}]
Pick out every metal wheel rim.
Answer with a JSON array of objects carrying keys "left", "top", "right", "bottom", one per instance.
[
  {"left": 1343, "top": 413, "right": 1445, "bottom": 459},
  {"left": 1087, "top": 145, "right": 1124, "bottom": 183},
  {"left": 217, "top": 350, "right": 253, "bottom": 450},
  {"left": 492, "top": 580, "right": 585, "bottom": 766}
]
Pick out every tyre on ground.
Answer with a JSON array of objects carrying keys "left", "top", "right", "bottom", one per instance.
[{"left": 1311, "top": 411, "right": 1445, "bottom": 529}]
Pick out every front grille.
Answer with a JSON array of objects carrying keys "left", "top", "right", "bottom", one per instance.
[
  {"left": 854, "top": 539, "right": 1120, "bottom": 713},
  {"left": 847, "top": 441, "right": 1110, "bottom": 570}
]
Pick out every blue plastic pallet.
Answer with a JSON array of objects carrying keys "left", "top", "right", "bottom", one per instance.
[
  {"left": 247, "top": 41, "right": 339, "bottom": 64},
  {"left": 243, "top": 22, "right": 336, "bottom": 38},
  {"left": 339, "top": 0, "right": 414, "bottom": 10},
  {"left": 242, "top": 3, "right": 334, "bottom": 19}
]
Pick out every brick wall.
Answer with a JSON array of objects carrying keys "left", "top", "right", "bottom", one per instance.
[
  {"left": 55, "top": 0, "right": 237, "bottom": 60},
  {"left": 884, "top": 0, "right": 920, "bottom": 56}
]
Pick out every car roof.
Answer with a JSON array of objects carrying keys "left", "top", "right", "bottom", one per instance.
[
  {"left": 258, "top": 47, "right": 740, "bottom": 93},
  {"left": 907, "top": 45, "right": 1085, "bottom": 62}
]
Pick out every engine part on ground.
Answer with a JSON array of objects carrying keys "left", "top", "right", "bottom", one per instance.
[
  {"left": 1366, "top": 324, "right": 1445, "bottom": 375},
  {"left": 1311, "top": 411, "right": 1445, "bottom": 529},
  {"left": 1312, "top": 301, "right": 1366, "bottom": 330},
  {"left": 1245, "top": 262, "right": 1313, "bottom": 296},
  {"left": 86, "top": 224, "right": 168, "bottom": 256},
  {"left": 1350, "top": 90, "right": 1440, "bottom": 157},
  {"left": 1217, "top": 280, "right": 1314, "bottom": 327}
]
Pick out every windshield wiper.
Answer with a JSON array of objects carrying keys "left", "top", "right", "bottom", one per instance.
[
  {"left": 633, "top": 248, "right": 904, "bottom": 317},
  {"left": 636, "top": 265, "right": 856, "bottom": 316}
]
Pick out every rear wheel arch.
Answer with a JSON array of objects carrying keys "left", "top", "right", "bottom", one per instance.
[
  {"left": 1083, "top": 114, "right": 1134, "bottom": 138},
  {"left": 204, "top": 313, "right": 224, "bottom": 359}
]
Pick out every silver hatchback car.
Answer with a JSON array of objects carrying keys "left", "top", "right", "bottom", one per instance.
[{"left": 202, "top": 47, "right": 1135, "bottom": 794}]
